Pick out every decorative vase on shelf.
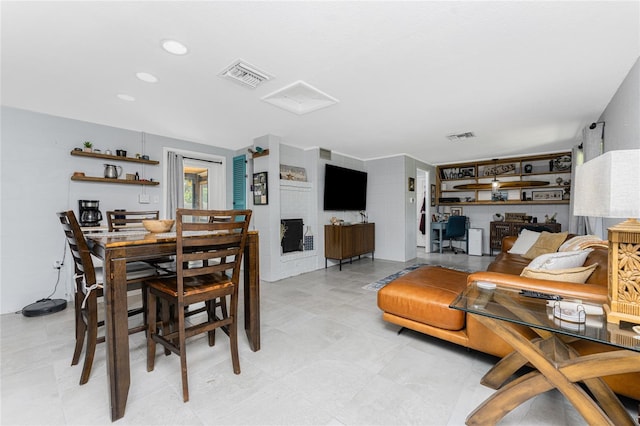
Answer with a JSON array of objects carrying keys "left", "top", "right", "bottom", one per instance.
[{"left": 303, "top": 226, "right": 314, "bottom": 251}]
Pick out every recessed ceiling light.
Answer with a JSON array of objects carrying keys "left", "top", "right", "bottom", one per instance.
[
  {"left": 161, "top": 39, "right": 188, "bottom": 55},
  {"left": 117, "top": 93, "right": 135, "bottom": 102},
  {"left": 136, "top": 72, "right": 158, "bottom": 83}
]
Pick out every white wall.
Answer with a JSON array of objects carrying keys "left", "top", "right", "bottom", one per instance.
[
  {"left": 0, "top": 107, "right": 236, "bottom": 314},
  {"left": 597, "top": 57, "right": 640, "bottom": 231},
  {"left": 599, "top": 57, "right": 640, "bottom": 152},
  {"left": 366, "top": 156, "right": 407, "bottom": 261}
]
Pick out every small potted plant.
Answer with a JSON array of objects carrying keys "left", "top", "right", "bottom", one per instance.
[{"left": 83, "top": 141, "right": 93, "bottom": 152}]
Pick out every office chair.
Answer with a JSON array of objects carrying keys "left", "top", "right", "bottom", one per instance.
[{"left": 442, "top": 215, "right": 467, "bottom": 254}]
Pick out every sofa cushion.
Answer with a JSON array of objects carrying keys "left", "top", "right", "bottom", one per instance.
[
  {"left": 520, "top": 263, "right": 598, "bottom": 283},
  {"left": 559, "top": 235, "right": 608, "bottom": 252},
  {"left": 527, "top": 249, "right": 592, "bottom": 270},
  {"left": 377, "top": 266, "right": 469, "bottom": 331},
  {"left": 507, "top": 229, "right": 541, "bottom": 255},
  {"left": 523, "top": 231, "right": 568, "bottom": 259}
]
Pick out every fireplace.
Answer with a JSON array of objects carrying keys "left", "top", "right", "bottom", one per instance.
[{"left": 281, "top": 219, "right": 303, "bottom": 253}]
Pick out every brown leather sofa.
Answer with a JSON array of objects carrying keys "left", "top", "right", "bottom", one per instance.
[{"left": 377, "top": 235, "right": 640, "bottom": 400}]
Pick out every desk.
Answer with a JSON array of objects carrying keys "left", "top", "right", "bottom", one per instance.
[
  {"left": 430, "top": 221, "right": 468, "bottom": 253},
  {"left": 451, "top": 282, "right": 640, "bottom": 425},
  {"left": 87, "top": 230, "right": 260, "bottom": 421}
]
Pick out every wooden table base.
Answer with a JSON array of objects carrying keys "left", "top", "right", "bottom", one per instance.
[{"left": 468, "top": 314, "right": 640, "bottom": 426}]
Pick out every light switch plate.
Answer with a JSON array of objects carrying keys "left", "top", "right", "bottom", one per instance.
[{"left": 138, "top": 194, "right": 150, "bottom": 204}]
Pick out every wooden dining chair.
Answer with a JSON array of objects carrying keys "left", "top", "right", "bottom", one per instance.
[
  {"left": 107, "top": 209, "right": 175, "bottom": 271},
  {"left": 106, "top": 210, "right": 159, "bottom": 231},
  {"left": 146, "top": 208, "right": 252, "bottom": 402},
  {"left": 57, "top": 210, "right": 159, "bottom": 385}
]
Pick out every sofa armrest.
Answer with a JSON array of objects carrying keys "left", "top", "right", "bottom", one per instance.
[
  {"left": 501, "top": 236, "right": 517, "bottom": 252},
  {"left": 468, "top": 271, "right": 608, "bottom": 303}
]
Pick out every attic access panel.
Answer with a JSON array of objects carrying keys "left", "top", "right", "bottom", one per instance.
[{"left": 262, "top": 80, "right": 339, "bottom": 115}]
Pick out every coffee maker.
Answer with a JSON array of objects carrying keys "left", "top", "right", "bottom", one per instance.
[{"left": 78, "top": 200, "right": 102, "bottom": 227}]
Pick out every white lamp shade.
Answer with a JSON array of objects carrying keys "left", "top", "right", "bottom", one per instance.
[{"left": 573, "top": 149, "right": 640, "bottom": 218}]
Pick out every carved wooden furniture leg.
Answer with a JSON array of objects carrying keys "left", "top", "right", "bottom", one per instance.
[
  {"left": 480, "top": 337, "right": 545, "bottom": 389},
  {"left": 467, "top": 314, "right": 639, "bottom": 426}
]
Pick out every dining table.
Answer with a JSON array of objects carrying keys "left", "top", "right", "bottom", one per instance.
[{"left": 86, "top": 229, "right": 260, "bottom": 422}]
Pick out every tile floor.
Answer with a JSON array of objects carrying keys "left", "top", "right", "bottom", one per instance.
[{"left": 1, "top": 251, "right": 637, "bottom": 425}]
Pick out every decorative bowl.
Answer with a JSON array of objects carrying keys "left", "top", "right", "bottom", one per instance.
[{"left": 142, "top": 219, "right": 174, "bottom": 233}]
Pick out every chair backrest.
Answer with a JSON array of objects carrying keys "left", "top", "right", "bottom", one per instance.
[
  {"left": 446, "top": 215, "right": 467, "bottom": 239},
  {"left": 57, "top": 210, "right": 97, "bottom": 294},
  {"left": 175, "top": 208, "right": 252, "bottom": 295},
  {"left": 107, "top": 210, "right": 159, "bottom": 231}
]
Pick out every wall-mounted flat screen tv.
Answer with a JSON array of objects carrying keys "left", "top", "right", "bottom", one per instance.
[{"left": 323, "top": 164, "right": 367, "bottom": 211}]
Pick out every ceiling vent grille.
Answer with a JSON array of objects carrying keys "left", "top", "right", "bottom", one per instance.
[
  {"left": 446, "top": 132, "right": 476, "bottom": 141},
  {"left": 219, "top": 59, "right": 273, "bottom": 89},
  {"left": 262, "top": 81, "right": 339, "bottom": 115},
  {"left": 319, "top": 148, "right": 332, "bottom": 160}
]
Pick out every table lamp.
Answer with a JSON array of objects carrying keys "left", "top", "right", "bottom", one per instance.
[{"left": 574, "top": 149, "right": 640, "bottom": 325}]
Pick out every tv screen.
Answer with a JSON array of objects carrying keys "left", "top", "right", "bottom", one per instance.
[{"left": 323, "top": 164, "right": 367, "bottom": 211}]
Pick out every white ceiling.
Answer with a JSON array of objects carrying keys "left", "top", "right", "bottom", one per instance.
[{"left": 2, "top": 1, "right": 639, "bottom": 164}]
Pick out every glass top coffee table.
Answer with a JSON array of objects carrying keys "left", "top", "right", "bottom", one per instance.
[{"left": 450, "top": 281, "right": 640, "bottom": 426}]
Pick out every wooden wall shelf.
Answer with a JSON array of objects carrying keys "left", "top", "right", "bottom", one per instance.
[
  {"left": 71, "top": 150, "right": 159, "bottom": 165},
  {"left": 437, "top": 152, "right": 572, "bottom": 206},
  {"left": 71, "top": 176, "right": 159, "bottom": 186}
]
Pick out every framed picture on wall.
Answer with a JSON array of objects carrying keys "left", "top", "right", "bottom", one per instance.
[
  {"left": 408, "top": 177, "right": 415, "bottom": 192},
  {"left": 430, "top": 184, "right": 436, "bottom": 207},
  {"left": 451, "top": 207, "right": 463, "bottom": 216},
  {"left": 253, "top": 172, "right": 268, "bottom": 205},
  {"left": 532, "top": 189, "right": 563, "bottom": 201}
]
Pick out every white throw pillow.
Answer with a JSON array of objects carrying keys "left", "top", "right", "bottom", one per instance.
[
  {"left": 507, "top": 229, "right": 541, "bottom": 255},
  {"left": 526, "top": 249, "right": 593, "bottom": 270}
]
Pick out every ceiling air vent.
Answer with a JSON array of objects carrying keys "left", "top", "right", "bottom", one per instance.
[
  {"left": 218, "top": 59, "right": 273, "bottom": 89},
  {"left": 319, "top": 148, "right": 332, "bottom": 160},
  {"left": 446, "top": 132, "right": 476, "bottom": 142},
  {"left": 262, "top": 81, "right": 339, "bottom": 115}
]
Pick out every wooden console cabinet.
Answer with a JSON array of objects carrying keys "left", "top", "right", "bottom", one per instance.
[
  {"left": 490, "top": 221, "right": 562, "bottom": 255},
  {"left": 324, "top": 223, "right": 375, "bottom": 270}
]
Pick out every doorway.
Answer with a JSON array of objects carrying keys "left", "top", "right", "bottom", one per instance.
[
  {"left": 416, "top": 168, "right": 428, "bottom": 251},
  {"left": 163, "top": 148, "right": 226, "bottom": 218},
  {"left": 182, "top": 157, "right": 225, "bottom": 210}
]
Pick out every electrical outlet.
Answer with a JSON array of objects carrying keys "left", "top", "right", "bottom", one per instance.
[{"left": 53, "top": 260, "right": 61, "bottom": 269}]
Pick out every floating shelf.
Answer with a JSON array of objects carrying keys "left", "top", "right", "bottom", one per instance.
[
  {"left": 71, "top": 150, "right": 159, "bottom": 165},
  {"left": 71, "top": 176, "right": 159, "bottom": 186},
  {"left": 252, "top": 149, "right": 270, "bottom": 159}
]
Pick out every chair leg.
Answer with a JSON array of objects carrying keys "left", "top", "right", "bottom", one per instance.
[
  {"left": 79, "top": 296, "right": 98, "bottom": 385},
  {"left": 206, "top": 300, "right": 216, "bottom": 347},
  {"left": 229, "top": 293, "right": 240, "bottom": 375},
  {"left": 160, "top": 300, "right": 171, "bottom": 356},
  {"left": 71, "top": 292, "right": 86, "bottom": 366},
  {"left": 147, "top": 291, "right": 157, "bottom": 372},
  {"left": 142, "top": 284, "right": 148, "bottom": 336},
  {"left": 177, "top": 304, "right": 189, "bottom": 402}
]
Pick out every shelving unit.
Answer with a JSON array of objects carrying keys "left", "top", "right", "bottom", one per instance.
[
  {"left": 71, "top": 150, "right": 159, "bottom": 165},
  {"left": 70, "top": 176, "right": 159, "bottom": 185},
  {"left": 70, "top": 150, "right": 159, "bottom": 185},
  {"left": 437, "top": 152, "right": 572, "bottom": 206}
]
